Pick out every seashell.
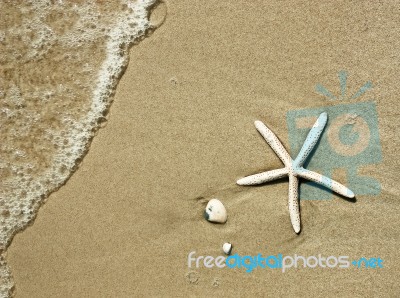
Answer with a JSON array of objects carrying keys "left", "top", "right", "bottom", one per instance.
[
  {"left": 222, "top": 242, "right": 232, "bottom": 255},
  {"left": 204, "top": 199, "right": 227, "bottom": 224}
]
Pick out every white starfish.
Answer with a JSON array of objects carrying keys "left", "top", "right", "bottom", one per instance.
[{"left": 237, "top": 112, "right": 355, "bottom": 234}]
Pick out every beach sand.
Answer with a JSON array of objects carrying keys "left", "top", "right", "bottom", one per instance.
[{"left": 6, "top": 0, "right": 400, "bottom": 296}]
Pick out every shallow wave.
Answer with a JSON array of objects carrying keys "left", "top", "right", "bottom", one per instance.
[{"left": 0, "top": 0, "right": 159, "bottom": 296}]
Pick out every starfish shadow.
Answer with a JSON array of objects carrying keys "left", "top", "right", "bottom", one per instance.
[
  {"left": 336, "top": 193, "right": 357, "bottom": 203},
  {"left": 250, "top": 176, "right": 288, "bottom": 188},
  {"left": 298, "top": 180, "right": 356, "bottom": 203}
]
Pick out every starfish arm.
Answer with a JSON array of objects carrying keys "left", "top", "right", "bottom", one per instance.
[
  {"left": 293, "top": 112, "right": 327, "bottom": 168},
  {"left": 288, "top": 174, "right": 301, "bottom": 233},
  {"left": 296, "top": 169, "right": 355, "bottom": 198},
  {"left": 254, "top": 120, "right": 292, "bottom": 167},
  {"left": 237, "top": 168, "right": 288, "bottom": 185}
]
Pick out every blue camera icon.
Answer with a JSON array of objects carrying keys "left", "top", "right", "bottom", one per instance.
[{"left": 286, "top": 101, "right": 382, "bottom": 200}]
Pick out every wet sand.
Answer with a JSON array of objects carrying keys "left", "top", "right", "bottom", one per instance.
[{"left": 6, "top": 1, "right": 400, "bottom": 296}]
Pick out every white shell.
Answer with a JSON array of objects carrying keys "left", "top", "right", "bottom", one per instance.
[
  {"left": 223, "top": 243, "right": 232, "bottom": 255},
  {"left": 204, "top": 199, "right": 227, "bottom": 223}
]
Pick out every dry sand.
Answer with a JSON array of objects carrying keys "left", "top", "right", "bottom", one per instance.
[{"left": 6, "top": 0, "right": 400, "bottom": 296}]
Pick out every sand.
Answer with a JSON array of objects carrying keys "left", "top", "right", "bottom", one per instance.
[{"left": 6, "top": 0, "right": 400, "bottom": 296}]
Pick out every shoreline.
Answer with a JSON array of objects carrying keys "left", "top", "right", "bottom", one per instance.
[{"left": 7, "top": 1, "right": 400, "bottom": 296}]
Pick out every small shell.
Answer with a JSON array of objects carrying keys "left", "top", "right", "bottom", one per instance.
[
  {"left": 222, "top": 243, "right": 232, "bottom": 255},
  {"left": 204, "top": 199, "right": 227, "bottom": 224}
]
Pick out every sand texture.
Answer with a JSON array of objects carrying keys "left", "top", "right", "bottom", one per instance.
[{"left": 6, "top": 1, "right": 400, "bottom": 297}]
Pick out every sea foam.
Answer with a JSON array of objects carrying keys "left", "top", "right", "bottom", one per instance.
[{"left": 0, "top": 0, "right": 160, "bottom": 296}]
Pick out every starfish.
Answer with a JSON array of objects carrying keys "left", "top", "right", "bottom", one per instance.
[{"left": 237, "top": 112, "right": 355, "bottom": 234}]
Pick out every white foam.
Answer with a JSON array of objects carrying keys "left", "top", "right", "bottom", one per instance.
[{"left": 0, "top": 0, "right": 158, "bottom": 296}]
